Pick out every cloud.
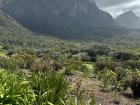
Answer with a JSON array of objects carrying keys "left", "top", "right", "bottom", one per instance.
[
  {"left": 94, "top": 0, "right": 140, "bottom": 17},
  {"left": 94, "top": 0, "right": 132, "bottom": 7}
]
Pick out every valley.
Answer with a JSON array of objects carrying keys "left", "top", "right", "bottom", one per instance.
[{"left": 0, "top": 0, "right": 140, "bottom": 105}]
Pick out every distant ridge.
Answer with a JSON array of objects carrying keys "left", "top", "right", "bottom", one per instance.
[
  {"left": 115, "top": 11, "right": 140, "bottom": 29},
  {"left": 0, "top": 0, "right": 129, "bottom": 39}
]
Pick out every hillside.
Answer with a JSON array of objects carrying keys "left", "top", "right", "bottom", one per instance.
[
  {"left": 0, "top": 9, "right": 65, "bottom": 50},
  {"left": 0, "top": 9, "right": 33, "bottom": 44},
  {"left": 0, "top": 1, "right": 140, "bottom": 105},
  {"left": 0, "top": 0, "right": 128, "bottom": 39},
  {"left": 115, "top": 11, "right": 140, "bottom": 29}
]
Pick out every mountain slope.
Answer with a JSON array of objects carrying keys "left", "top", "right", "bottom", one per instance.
[
  {"left": 115, "top": 11, "right": 140, "bottom": 29},
  {"left": 0, "top": 0, "right": 125, "bottom": 39},
  {"left": 0, "top": 9, "right": 66, "bottom": 50},
  {"left": 0, "top": 9, "right": 32, "bottom": 42}
]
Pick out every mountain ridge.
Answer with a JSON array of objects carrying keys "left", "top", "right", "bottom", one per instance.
[
  {"left": 115, "top": 11, "right": 140, "bottom": 29},
  {"left": 0, "top": 0, "right": 128, "bottom": 39}
]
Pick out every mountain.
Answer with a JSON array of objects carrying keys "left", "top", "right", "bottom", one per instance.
[
  {"left": 0, "top": 9, "right": 36, "bottom": 46},
  {"left": 0, "top": 9, "right": 31, "bottom": 38},
  {"left": 0, "top": 0, "right": 126, "bottom": 39},
  {"left": 115, "top": 11, "right": 140, "bottom": 29},
  {"left": 0, "top": 9, "right": 64, "bottom": 50}
]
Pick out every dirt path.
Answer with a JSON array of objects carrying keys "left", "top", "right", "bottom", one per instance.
[{"left": 67, "top": 72, "right": 139, "bottom": 105}]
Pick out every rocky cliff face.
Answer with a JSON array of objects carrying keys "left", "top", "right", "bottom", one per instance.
[{"left": 115, "top": 11, "right": 140, "bottom": 29}]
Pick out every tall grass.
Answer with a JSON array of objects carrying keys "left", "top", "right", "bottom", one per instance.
[
  {"left": 0, "top": 69, "right": 95, "bottom": 105},
  {"left": 31, "top": 71, "right": 70, "bottom": 105},
  {"left": 0, "top": 69, "right": 35, "bottom": 105}
]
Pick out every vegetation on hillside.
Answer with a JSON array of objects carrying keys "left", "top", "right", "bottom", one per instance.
[
  {"left": 0, "top": 6, "right": 140, "bottom": 104},
  {"left": 0, "top": 32, "right": 140, "bottom": 104}
]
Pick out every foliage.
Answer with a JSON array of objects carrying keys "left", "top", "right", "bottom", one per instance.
[
  {"left": 99, "top": 68, "right": 117, "bottom": 91},
  {"left": 64, "top": 60, "right": 83, "bottom": 75},
  {"left": 0, "top": 69, "right": 35, "bottom": 105},
  {"left": 67, "top": 96, "right": 95, "bottom": 105},
  {"left": 113, "top": 52, "right": 135, "bottom": 61},
  {"left": 0, "top": 3, "right": 140, "bottom": 104},
  {"left": 0, "top": 53, "right": 35, "bottom": 71},
  {"left": 128, "top": 70, "right": 140, "bottom": 98},
  {"left": 95, "top": 57, "right": 117, "bottom": 71},
  {"left": 31, "top": 71, "right": 70, "bottom": 105},
  {"left": 99, "top": 67, "right": 133, "bottom": 91},
  {"left": 0, "top": 67, "right": 95, "bottom": 105},
  {"left": 123, "top": 60, "right": 140, "bottom": 69},
  {"left": 113, "top": 68, "right": 133, "bottom": 91}
]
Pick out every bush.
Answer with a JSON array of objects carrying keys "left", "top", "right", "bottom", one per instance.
[
  {"left": 113, "top": 52, "right": 134, "bottom": 61},
  {"left": 31, "top": 72, "right": 70, "bottom": 105},
  {"left": 0, "top": 69, "right": 35, "bottom": 104},
  {"left": 128, "top": 70, "right": 140, "bottom": 98},
  {"left": 31, "top": 59, "right": 63, "bottom": 72},
  {"left": 0, "top": 68, "right": 94, "bottom": 105},
  {"left": 31, "top": 59, "right": 49, "bottom": 72},
  {"left": 100, "top": 68, "right": 117, "bottom": 91},
  {"left": 85, "top": 46, "right": 110, "bottom": 56},
  {"left": 64, "top": 60, "right": 83, "bottom": 75},
  {"left": 114, "top": 68, "right": 133, "bottom": 91},
  {"left": 0, "top": 57, "right": 20, "bottom": 71},
  {"left": 0, "top": 53, "right": 35, "bottom": 71},
  {"left": 95, "top": 58, "right": 117, "bottom": 71},
  {"left": 123, "top": 60, "right": 140, "bottom": 69},
  {"left": 94, "top": 46, "right": 110, "bottom": 56},
  {"left": 12, "top": 53, "right": 35, "bottom": 69},
  {"left": 99, "top": 68, "right": 133, "bottom": 91}
]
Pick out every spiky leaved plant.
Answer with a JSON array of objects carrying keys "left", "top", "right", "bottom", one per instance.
[
  {"left": 31, "top": 71, "right": 70, "bottom": 105},
  {"left": 0, "top": 69, "right": 35, "bottom": 105}
]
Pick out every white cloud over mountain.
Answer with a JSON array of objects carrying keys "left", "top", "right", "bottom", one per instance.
[{"left": 94, "top": 0, "right": 140, "bottom": 17}]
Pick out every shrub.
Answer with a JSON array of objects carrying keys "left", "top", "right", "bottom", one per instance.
[
  {"left": 100, "top": 68, "right": 117, "bottom": 91},
  {"left": 64, "top": 64, "right": 74, "bottom": 76},
  {"left": 114, "top": 68, "right": 133, "bottom": 91},
  {"left": 67, "top": 96, "right": 95, "bottom": 105},
  {"left": 31, "top": 59, "right": 63, "bottom": 72},
  {"left": 31, "top": 59, "right": 49, "bottom": 72},
  {"left": 85, "top": 49, "right": 96, "bottom": 57},
  {"left": 0, "top": 57, "right": 20, "bottom": 72},
  {"left": 69, "top": 49, "right": 79, "bottom": 55},
  {"left": 94, "top": 46, "right": 110, "bottom": 56},
  {"left": 95, "top": 58, "right": 117, "bottom": 71},
  {"left": 64, "top": 60, "right": 83, "bottom": 75},
  {"left": 0, "top": 69, "right": 35, "bottom": 104},
  {"left": 85, "top": 46, "right": 110, "bottom": 56},
  {"left": 12, "top": 53, "right": 35, "bottom": 69},
  {"left": 80, "top": 64, "right": 93, "bottom": 78},
  {"left": 31, "top": 72, "right": 70, "bottom": 105},
  {"left": 128, "top": 70, "right": 140, "bottom": 98},
  {"left": 99, "top": 68, "right": 132, "bottom": 91},
  {"left": 0, "top": 68, "right": 94, "bottom": 105},
  {"left": 123, "top": 60, "right": 140, "bottom": 69},
  {"left": 0, "top": 53, "right": 35, "bottom": 71},
  {"left": 113, "top": 52, "right": 134, "bottom": 61}
]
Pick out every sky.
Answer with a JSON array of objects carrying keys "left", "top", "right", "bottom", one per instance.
[{"left": 94, "top": 0, "right": 140, "bottom": 18}]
